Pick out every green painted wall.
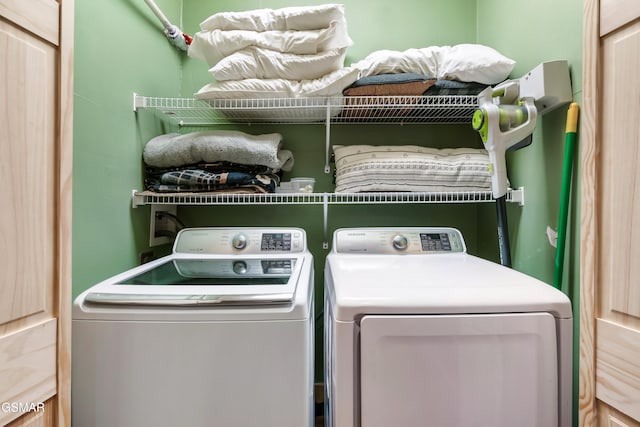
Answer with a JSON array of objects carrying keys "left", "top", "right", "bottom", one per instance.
[
  {"left": 73, "top": 0, "right": 185, "bottom": 297},
  {"left": 477, "top": 2, "right": 582, "bottom": 424}
]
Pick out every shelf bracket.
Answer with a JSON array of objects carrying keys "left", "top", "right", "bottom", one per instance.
[
  {"left": 131, "top": 189, "right": 145, "bottom": 208},
  {"left": 324, "top": 103, "right": 331, "bottom": 174},
  {"left": 509, "top": 187, "right": 525, "bottom": 206},
  {"left": 323, "top": 193, "right": 329, "bottom": 249},
  {"left": 133, "top": 93, "right": 147, "bottom": 112}
]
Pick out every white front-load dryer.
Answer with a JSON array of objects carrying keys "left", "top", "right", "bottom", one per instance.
[
  {"left": 324, "top": 227, "right": 572, "bottom": 427},
  {"left": 73, "top": 227, "right": 314, "bottom": 427}
]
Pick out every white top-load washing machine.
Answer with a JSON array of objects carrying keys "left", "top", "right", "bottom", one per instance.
[
  {"left": 73, "top": 227, "right": 314, "bottom": 427},
  {"left": 324, "top": 227, "right": 572, "bottom": 427}
]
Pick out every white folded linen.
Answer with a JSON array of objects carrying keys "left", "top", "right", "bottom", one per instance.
[
  {"left": 143, "top": 131, "right": 294, "bottom": 171},
  {"left": 189, "top": 21, "right": 351, "bottom": 67},
  {"left": 333, "top": 145, "right": 493, "bottom": 193},
  {"left": 195, "top": 66, "right": 359, "bottom": 99},
  {"left": 352, "top": 44, "right": 515, "bottom": 85},
  {"left": 199, "top": 4, "right": 348, "bottom": 32},
  {"left": 210, "top": 47, "right": 346, "bottom": 81},
  {"left": 352, "top": 46, "right": 443, "bottom": 79}
]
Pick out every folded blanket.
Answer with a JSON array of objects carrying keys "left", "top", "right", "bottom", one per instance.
[
  {"left": 352, "top": 47, "right": 443, "bottom": 79},
  {"left": 143, "top": 131, "right": 294, "bottom": 171},
  {"left": 189, "top": 23, "right": 349, "bottom": 67},
  {"left": 147, "top": 169, "right": 278, "bottom": 193},
  {"left": 343, "top": 79, "right": 436, "bottom": 96},
  {"left": 145, "top": 161, "right": 280, "bottom": 178},
  {"left": 210, "top": 47, "right": 347, "bottom": 81},
  {"left": 423, "top": 80, "right": 487, "bottom": 96},
  {"left": 352, "top": 44, "right": 515, "bottom": 85},
  {"left": 199, "top": 4, "right": 349, "bottom": 32},
  {"left": 195, "top": 67, "right": 359, "bottom": 100},
  {"left": 333, "top": 145, "right": 493, "bottom": 193}
]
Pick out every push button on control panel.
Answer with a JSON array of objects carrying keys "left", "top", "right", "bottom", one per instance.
[
  {"left": 232, "top": 233, "right": 248, "bottom": 250},
  {"left": 391, "top": 234, "right": 409, "bottom": 251},
  {"left": 232, "top": 261, "right": 248, "bottom": 274}
]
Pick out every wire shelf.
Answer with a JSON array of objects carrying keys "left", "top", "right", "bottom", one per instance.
[
  {"left": 133, "top": 94, "right": 478, "bottom": 125},
  {"left": 132, "top": 189, "right": 523, "bottom": 207}
]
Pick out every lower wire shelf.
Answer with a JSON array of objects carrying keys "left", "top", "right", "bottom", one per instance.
[
  {"left": 132, "top": 188, "right": 524, "bottom": 207},
  {"left": 132, "top": 188, "right": 524, "bottom": 248}
]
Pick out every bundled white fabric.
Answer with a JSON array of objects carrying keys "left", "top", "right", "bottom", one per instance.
[
  {"left": 353, "top": 44, "right": 515, "bottom": 85},
  {"left": 438, "top": 44, "right": 515, "bottom": 84},
  {"left": 143, "top": 131, "right": 294, "bottom": 171},
  {"left": 189, "top": 22, "right": 351, "bottom": 67},
  {"left": 210, "top": 47, "right": 347, "bottom": 81},
  {"left": 352, "top": 46, "right": 444, "bottom": 79},
  {"left": 199, "top": 4, "right": 348, "bottom": 32},
  {"left": 333, "top": 145, "right": 493, "bottom": 193},
  {"left": 196, "top": 66, "right": 359, "bottom": 99}
]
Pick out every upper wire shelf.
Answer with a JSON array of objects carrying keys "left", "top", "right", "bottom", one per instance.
[{"left": 133, "top": 93, "right": 478, "bottom": 126}]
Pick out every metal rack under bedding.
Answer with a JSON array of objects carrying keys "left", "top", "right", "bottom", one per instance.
[{"left": 133, "top": 94, "right": 479, "bottom": 125}]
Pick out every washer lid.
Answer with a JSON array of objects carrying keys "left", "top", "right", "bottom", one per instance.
[
  {"left": 83, "top": 254, "right": 303, "bottom": 307},
  {"left": 325, "top": 252, "right": 572, "bottom": 319}
]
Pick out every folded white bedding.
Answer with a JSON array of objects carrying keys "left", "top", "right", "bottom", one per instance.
[
  {"left": 189, "top": 22, "right": 351, "bottom": 67},
  {"left": 143, "top": 131, "right": 294, "bottom": 171},
  {"left": 210, "top": 47, "right": 347, "bottom": 81},
  {"left": 353, "top": 44, "right": 515, "bottom": 85},
  {"left": 200, "top": 4, "right": 348, "bottom": 32},
  {"left": 195, "top": 67, "right": 359, "bottom": 99},
  {"left": 333, "top": 145, "right": 493, "bottom": 193},
  {"left": 353, "top": 47, "right": 443, "bottom": 79}
]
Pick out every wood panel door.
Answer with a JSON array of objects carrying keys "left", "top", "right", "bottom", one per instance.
[
  {"left": 581, "top": 0, "right": 640, "bottom": 425},
  {"left": 0, "top": 0, "right": 73, "bottom": 426}
]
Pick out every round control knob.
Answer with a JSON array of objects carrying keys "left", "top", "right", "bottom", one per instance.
[
  {"left": 232, "top": 261, "right": 248, "bottom": 275},
  {"left": 231, "top": 234, "right": 248, "bottom": 250},
  {"left": 392, "top": 234, "right": 409, "bottom": 251}
]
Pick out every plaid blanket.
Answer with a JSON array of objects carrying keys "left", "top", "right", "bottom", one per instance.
[{"left": 145, "top": 168, "right": 278, "bottom": 193}]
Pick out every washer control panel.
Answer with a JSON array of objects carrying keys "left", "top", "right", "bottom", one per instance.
[
  {"left": 333, "top": 227, "right": 466, "bottom": 254},
  {"left": 174, "top": 228, "right": 306, "bottom": 254}
]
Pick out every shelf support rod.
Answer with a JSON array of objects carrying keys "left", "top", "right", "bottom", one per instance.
[
  {"left": 324, "top": 102, "right": 331, "bottom": 173},
  {"left": 323, "top": 193, "right": 329, "bottom": 249}
]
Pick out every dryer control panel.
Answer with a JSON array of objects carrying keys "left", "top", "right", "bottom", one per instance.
[
  {"left": 173, "top": 228, "right": 307, "bottom": 254},
  {"left": 333, "top": 227, "right": 466, "bottom": 254}
]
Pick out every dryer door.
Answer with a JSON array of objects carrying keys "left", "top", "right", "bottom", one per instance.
[{"left": 359, "top": 313, "right": 558, "bottom": 427}]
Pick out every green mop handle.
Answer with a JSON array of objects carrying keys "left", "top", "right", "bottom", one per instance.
[{"left": 553, "top": 103, "right": 580, "bottom": 290}]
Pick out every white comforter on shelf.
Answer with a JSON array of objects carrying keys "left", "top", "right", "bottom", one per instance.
[
  {"left": 199, "top": 4, "right": 349, "bottom": 32},
  {"left": 189, "top": 5, "right": 515, "bottom": 103},
  {"left": 352, "top": 44, "right": 516, "bottom": 85},
  {"left": 189, "top": 23, "right": 350, "bottom": 68},
  {"left": 189, "top": 4, "right": 354, "bottom": 100}
]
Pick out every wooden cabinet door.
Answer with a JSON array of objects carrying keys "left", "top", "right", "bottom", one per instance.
[
  {"left": 0, "top": 0, "right": 73, "bottom": 425},
  {"left": 582, "top": 0, "right": 640, "bottom": 425}
]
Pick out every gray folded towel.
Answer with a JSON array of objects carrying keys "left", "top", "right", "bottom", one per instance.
[{"left": 143, "top": 130, "right": 294, "bottom": 171}]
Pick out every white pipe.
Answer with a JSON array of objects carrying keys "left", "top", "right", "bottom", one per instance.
[
  {"left": 143, "top": 0, "right": 189, "bottom": 52},
  {"left": 144, "top": 0, "right": 173, "bottom": 31}
]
